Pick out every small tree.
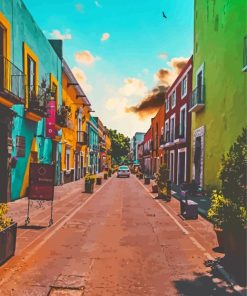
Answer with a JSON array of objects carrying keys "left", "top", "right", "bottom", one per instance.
[
  {"left": 155, "top": 163, "right": 169, "bottom": 191},
  {"left": 219, "top": 127, "right": 247, "bottom": 205}
]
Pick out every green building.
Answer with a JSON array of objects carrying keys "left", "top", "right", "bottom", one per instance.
[{"left": 190, "top": 0, "right": 247, "bottom": 188}]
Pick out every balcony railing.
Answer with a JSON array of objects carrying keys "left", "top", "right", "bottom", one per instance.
[
  {"left": 27, "top": 85, "right": 50, "bottom": 116},
  {"left": 189, "top": 85, "right": 205, "bottom": 112},
  {"left": 56, "top": 105, "right": 71, "bottom": 127},
  {"left": 77, "top": 131, "right": 88, "bottom": 145},
  {"left": 0, "top": 56, "right": 25, "bottom": 102},
  {"left": 175, "top": 126, "right": 186, "bottom": 144},
  {"left": 243, "top": 36, "right": 247, "bottom": 72}
]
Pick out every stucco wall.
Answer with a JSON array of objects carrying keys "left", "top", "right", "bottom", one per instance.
[{"left": 191, "top": 0, "right": 247, "bottom": 187}]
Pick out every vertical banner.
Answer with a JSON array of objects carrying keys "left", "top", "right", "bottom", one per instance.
[{"left": 46, "top": 101, "right": 56, "bottom": 138}]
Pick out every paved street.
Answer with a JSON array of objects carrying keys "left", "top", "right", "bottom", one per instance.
[{"left": 0, "top": 174, "right": 237, "bottom": 296}]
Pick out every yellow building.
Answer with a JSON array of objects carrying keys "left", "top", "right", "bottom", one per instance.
[
  {"left": 61, "top": 60, "right": 91, "bottom": 183},
  {"left": 105, "top": 128, "right": 112, "bottom": 170}
]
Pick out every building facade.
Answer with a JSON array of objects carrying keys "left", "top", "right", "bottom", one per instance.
[
  {"left": 151, "top": 105, "right": 165, "bottom": 175},
  {"left": 88, "top": 116, "right": 99, "bottom": 174},
  {"left": 191, "top": 0, "right": 247, "bottom": 187},
  {"left": 143, "top": 128, "right": 152, "bottom": 176},
  {"left": 0, "top": 1, "right": 63, "bottom": 201},
  {"left": 163, "top": 57, "right": 193, "bottom": 185},
  {"left": 130, "top": 132, "right": 145, "bottom": 164}
]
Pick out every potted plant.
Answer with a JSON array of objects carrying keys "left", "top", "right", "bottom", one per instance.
[
  {"left": 155, "top": 164, "right": 169, "bottom": 199},
  {"left": 104, "top": 172, "right": 108, "bottom": 180},
  {"left": 84, "top": 174, "right": 94, "bottom": 193},
  {"left": 0, "top": 204, "right": 17, "bottom": 265},
  {"left": 96, "top": 176, "right": 102, "bottom": 185},
  {"left": 144, "top": 175, "right": 150, "bottom": 185},
  {"left": 208, "top": 128, "right": 247, "bottom": 257}
]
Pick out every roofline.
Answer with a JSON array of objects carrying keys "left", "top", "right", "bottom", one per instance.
[{"left": 62, "top": 59, "right": 91, "bottom": 108}]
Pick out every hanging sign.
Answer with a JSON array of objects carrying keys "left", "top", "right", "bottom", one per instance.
[
  {"left": 28, "top": 163, "right": 55, "bottom": 201},
  {"left": 46, "top": 101, "right": 56, "bottom": 138}
]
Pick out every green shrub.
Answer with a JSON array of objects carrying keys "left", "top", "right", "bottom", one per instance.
[
  {"left": 0, "top": 204, "right": 13, "bottom": 231},
  {"left": 155, "top": 164, "right": 169, "bottom": 190},
  {"left": 208, "top": 128, "right": 247, "bottom": 231}
]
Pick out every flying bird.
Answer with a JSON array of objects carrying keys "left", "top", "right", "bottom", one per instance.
[{"left": 162, "top": 11, "right": 167, "bottom": 19}]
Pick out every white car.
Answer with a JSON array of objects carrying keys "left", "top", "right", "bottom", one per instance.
[{"left": 117, "top": 165, "right": 130, "bottom": 178}]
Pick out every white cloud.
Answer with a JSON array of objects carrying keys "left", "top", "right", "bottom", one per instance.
[
  {"left": 75, "top": 50, "right": 100, "bottom": 65},
  {"left": 95, "top": 1, "right": 102, "bottom": 8},
  {"left": 143, "top": 68, "right": 149, "bottom": 75},
  {"left": 158, "top": 52, "right": 168, "bottom": 60},
  {"left": 71, "top": 67, "right": 92, "bottom": 94},
  {"left": 50, "top": 29, "right": 72, "bottom": 40},
  {"left": 119, "top": 78, "right": 147, "bottom": 98},
  {"left": 101, "top": 33, "right": 110, "bottom": 42}
]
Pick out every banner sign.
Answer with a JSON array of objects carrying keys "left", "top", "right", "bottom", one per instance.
[
  {"left": 28, "top": 163, "right": 55, "bottom": 201},
  {"left": 46, "top": 101, "right": 56, "bottom": 138}
]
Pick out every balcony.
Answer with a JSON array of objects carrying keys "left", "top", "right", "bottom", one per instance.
[
  {"left": 189, "top": 85, "right": 205, "bottom": 112},
  {"left": 56, "top": 105, "right": 71, "bottom": 128},
  {"left": 174, "top": 126, "right": 186, "bottom": 144},
  {"left": 243, "top": 36, "right": 247, "bottom": 72},
  {"left": 0, "top": 56, "right": 25, "bottom": 104},
  {"left": 164, "top": 131, "right": 175, "bottom": 148},
  {"left": 27, "top": 85, "right": 50, "bottom": 117},
  {"left": 77, "top": 131, "right": 88, "bottom": 145},
  {"left": 160, "top": 136, "right": 166, "bottom": 148}
]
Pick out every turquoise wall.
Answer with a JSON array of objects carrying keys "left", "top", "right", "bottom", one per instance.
[
  {"left": 191, "top": 0, "right": 247, "bottom": 187},
  {"left": 0, "top": 0, "right": 63, "bottom": 200}
]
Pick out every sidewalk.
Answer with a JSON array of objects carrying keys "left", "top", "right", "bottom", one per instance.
[{"left": 171, "top": 183, "right": 211, "bottom": 220}]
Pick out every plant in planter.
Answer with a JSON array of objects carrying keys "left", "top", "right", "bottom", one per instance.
[
  {"left": 208, "top": 127, "right": 247, "bottom": 256},
  {"left": 155, "top": 164, "right": 169, "bottom": 199},
  {"left": 0, "top": 204, "right": 17, "bottom": 265},
  {"left": 84, "top": 174, "right": 94, "bottom": 193},
  {"left": 96, "top": 176, "right": 102, "bottom": 185},
  {"left": 104, "top": 172, "right": 108, "bottom": 180}
]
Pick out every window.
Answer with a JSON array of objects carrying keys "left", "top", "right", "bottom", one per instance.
[
  {"left": 181, "top": 75, "right": 188, "bottom": 98},
  {"left": 243, "top": 36, "right": 247, "bottom": 72},
  {"left": 27, "top": 55, "right": 36, "bottom": 98},
  {"left": 171, "top": 90, "right": 176, "bottom": 108},
  {"left": 165, "top": 98, "right": 170, "bottom": 112},
  {"left": 170, "top": 115, "right": 175, "bottom": 142},
  {"left": 165, "top": 120, "right": 169, "bottom": 142},
  {"left": 180, "top": 104, "right": 187, "bottom": 138},
  {"left": 66, "top": 148, "right": 70, "bottom": 171}
]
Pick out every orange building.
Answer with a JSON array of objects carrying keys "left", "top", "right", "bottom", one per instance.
[{"left": 150, "top": 105, "right": 165, "bottom": 175}]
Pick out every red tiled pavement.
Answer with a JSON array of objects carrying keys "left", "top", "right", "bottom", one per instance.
[{"left": 0, "top": 174, "right": 239, "bottom": 295}]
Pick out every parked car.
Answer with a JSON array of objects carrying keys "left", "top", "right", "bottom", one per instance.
[{"left": 117, "top": 165, "right": 130, "bottom": 178}]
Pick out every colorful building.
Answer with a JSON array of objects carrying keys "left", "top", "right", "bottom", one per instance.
[
  {"left": 191, "top": 0, "right": 247, "bottom": 187},
  {"left": 130, "top": 132, "right": 145, "bottom": 165},
  {"left": 104, "top": 128, "right": 112, "bottom": 170},
  {"left": 162, "top": 57, "right": 193, "bottom": 185},
  {"left": 0, "top": 1, "right": 63, "bottom": 201},
  {"left": 88, "top": 116, "right": 99, "bottom": 174},
  {"left": 143, "top": 128, "right": 152, "bottom": 176},
  {"left": 150, "top": 105, "right": 165, "bottom": 175},
  {"left": 61, "top": 60, "right": 91, "bottom": 184},
  {"left": 137, "top": 141, "right": 144, "bottom": 171}
]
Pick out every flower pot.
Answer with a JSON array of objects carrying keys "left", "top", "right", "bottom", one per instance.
[
  {"left": 108, "top": 171, "right": 112, "bottom": 177},
  {"left": 152, "top": 184, "right": 158, "bottom": 193},
  {"left": 96, "top": 177, "right": 102, "bottom": 185},
  {"left": 85, "top": 181, "right": 94, "bottom": 193},
  {"left": 0, "top": 222, "right": 17, "bottom": 266},
  {"left": 214, "top": 227, "right": 225, "bottom": 251},
  {"left": 139, "top": 173, "right": 143, "bottom": 180},
  {"left": 144, "top": 177, "right": 150, "bottom": 185},
  {"left": 224, "top": 228, "right": 246, "bottom": 259},
  {"left": 104, "top": 173, "right": 108, "bottom": 180}
]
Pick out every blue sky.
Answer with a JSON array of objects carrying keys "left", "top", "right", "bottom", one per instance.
[{"left": 24, "top": 0, "right": 194, "bottom": 137}]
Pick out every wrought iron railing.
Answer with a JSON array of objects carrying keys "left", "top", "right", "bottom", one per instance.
[
  {"left": 77, "top": 131, "right": 88, "bottom": 145},
  {"left": 0, "top": 56, "right": 25, "bottom": 100},
  {"left": 189, "top": 85, "right": 205, "bottom": 110},
  {"left": 27, "top": 85, "right": 50, "bottom": 116}
]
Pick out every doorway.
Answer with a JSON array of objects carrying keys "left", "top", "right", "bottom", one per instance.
[
  {"left": 0, "top": 124, "right": 9, "bottom": 203},
  {"left": 178, "top": 150, "right": 186, "bottom": 184},
  {"left": 194, "top": 136, "right": 202, "bottom": 185},
  {"left": 169, "top": 151, "right": 175, "bottom": 182}
]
